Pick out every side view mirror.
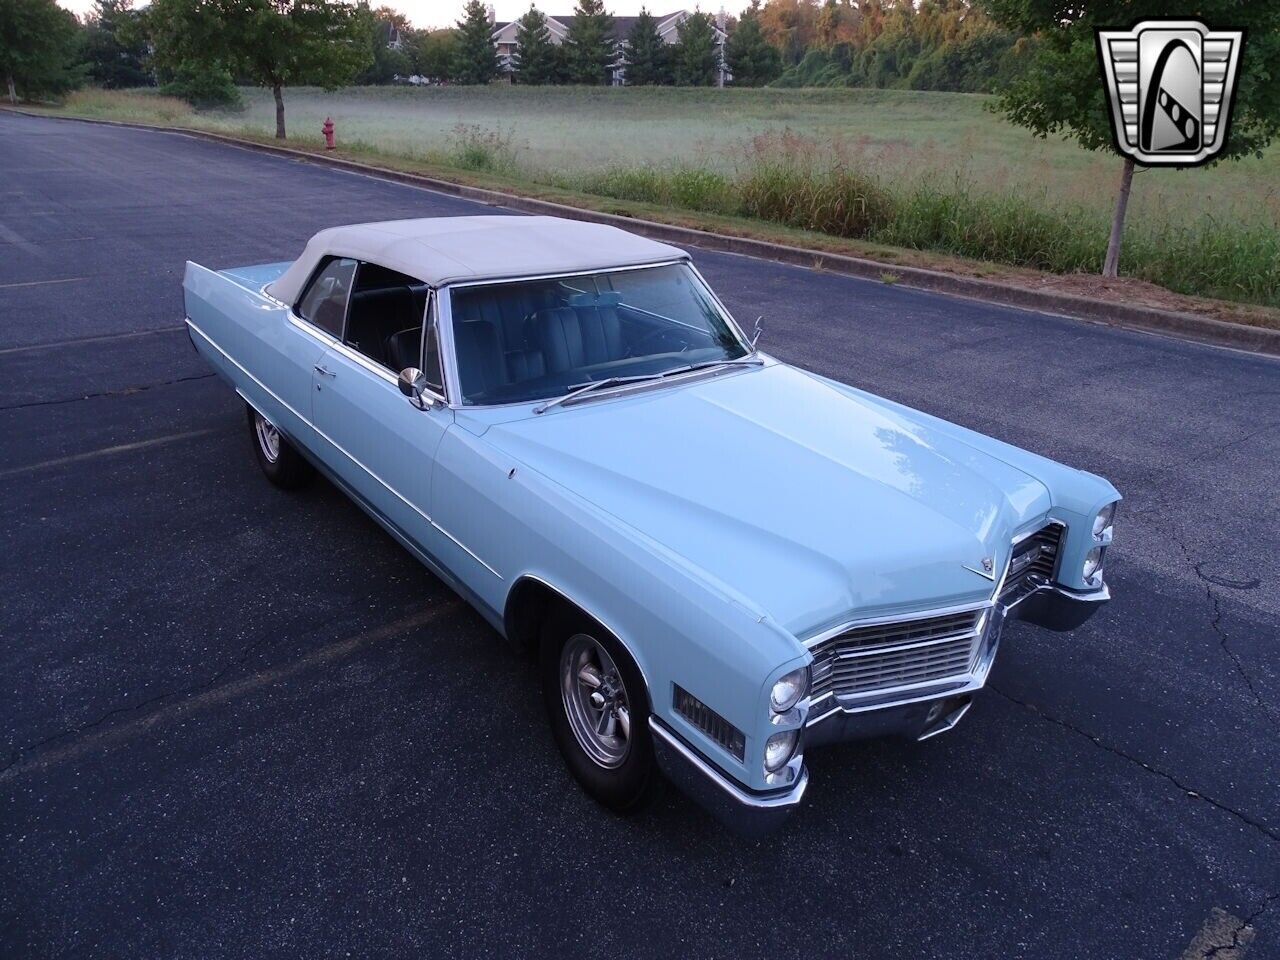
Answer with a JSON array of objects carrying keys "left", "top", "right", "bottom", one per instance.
[
  {"left": 750, "top": 315, "right": 764, "bottom": 350},
  {"left": 398, "top": 367, "right": 434, "bottom": 410}
]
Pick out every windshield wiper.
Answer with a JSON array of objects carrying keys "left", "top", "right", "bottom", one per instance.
[
  {"left": 531, "top": 356, "right": 764, "bottom": 415},
  {"left": 532, "top": 373, "right": 666, "bottom": 415},
  {"left": 656, "top": 355, "right": 765, "bottom": 379}
]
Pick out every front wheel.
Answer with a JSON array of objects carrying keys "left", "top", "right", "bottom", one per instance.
[
  {"left": 541, "top": 612, "right": 657, "bottom": 813},
  {"left": 246, "top": 405, "right": 314, "bottom": 489}
]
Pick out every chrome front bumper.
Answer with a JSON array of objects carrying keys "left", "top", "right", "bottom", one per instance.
[
  {"left": 1012, "top": 580, "right": 1111, "bottom": 632},
  {"left": 805, "top": 579, "right": 1109, "bottom": 747},
  {"left": 649, "top": 718, "right": 808, "bottom": 839},
  {"left": 654, "top": 581, "right": 1108, "bottom": 837}
]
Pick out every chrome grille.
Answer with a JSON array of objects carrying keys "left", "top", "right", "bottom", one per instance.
[
  {"left": 999, "top": 523, "right": 1064, "bottom": 607},
  {"left": 809, "top": 608, "right": 983, "bottom": 702}
]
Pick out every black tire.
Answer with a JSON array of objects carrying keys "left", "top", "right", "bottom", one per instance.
[
  {"left": 541, "top": 607, "right": 657, "bottom": 813},
  {"left": 246, "top": 404, "right": 314, "bottom": 490}
]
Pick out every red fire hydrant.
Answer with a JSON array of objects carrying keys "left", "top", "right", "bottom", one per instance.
[{"left": 322, "top": 117, "right": 335, "bottom": 150}]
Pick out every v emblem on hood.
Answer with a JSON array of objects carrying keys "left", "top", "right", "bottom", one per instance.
[{"left": 963, "top": 557, "right": 997, "bottom": 581}]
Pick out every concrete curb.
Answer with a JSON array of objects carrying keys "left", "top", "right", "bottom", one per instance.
[{"left": 7, "top": 107, "right": 1280, "bottom": 358}]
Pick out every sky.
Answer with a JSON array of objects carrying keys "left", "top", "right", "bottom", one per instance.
[{"left": 57, "top": 0, "right": 756, "bottom": 30}]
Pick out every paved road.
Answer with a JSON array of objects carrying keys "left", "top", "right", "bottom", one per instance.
[{"left": 2, "top": 112, "right": 1278, "bottom": 960}]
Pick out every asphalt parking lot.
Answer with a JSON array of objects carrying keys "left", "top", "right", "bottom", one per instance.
[{"left": 2, "top": 111, "right": 1278, "bottom": 959}]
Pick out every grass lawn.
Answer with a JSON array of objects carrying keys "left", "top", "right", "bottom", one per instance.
[{"left": 28, "top": 85, "right": 1280, "bottom": 311}]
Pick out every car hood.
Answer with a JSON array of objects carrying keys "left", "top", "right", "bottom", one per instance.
[{"left": 479, "top": 363, "right": 1053, "bottom": 636}]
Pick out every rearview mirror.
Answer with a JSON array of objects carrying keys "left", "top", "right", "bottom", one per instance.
[{"left": 398, "top": 367, "right": 433, "bottom": 410}]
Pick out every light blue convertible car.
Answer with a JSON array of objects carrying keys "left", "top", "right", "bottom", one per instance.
[{"left": 183, "top": 216, "right": 1119, "bottom": 835}]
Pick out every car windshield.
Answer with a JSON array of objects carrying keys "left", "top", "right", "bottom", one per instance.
[{"left": 447, "top": 262, "right": 749, "bottom": 406}]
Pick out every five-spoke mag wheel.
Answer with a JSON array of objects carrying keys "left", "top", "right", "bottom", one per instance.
[
  {"left": 254, "top": 414, "right": 281, "bottom": 463},
  {"left": 542, "top": 613, "right": 657, "bottom": 813},
  {"left": 561, "top": 633, "right": 633, "bottom": 769},
  {"left": 246, "top": 404, "right": 314, "bottom": 489}
]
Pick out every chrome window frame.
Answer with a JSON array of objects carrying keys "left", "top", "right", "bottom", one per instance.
[
  {"left": 294, "top": 255, "right": 358, "bottom": 341},
  {"left": 436, "top": 258, "right": 753, "bottom": 409},
  {"left": 278, "top": 267, "right": 450, "bottom": 407}
]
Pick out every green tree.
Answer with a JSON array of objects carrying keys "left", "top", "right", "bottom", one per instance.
[
  {"left": 0, "top": 0, "right": 83, "bottom": 103},
  {"left": 563, "top": 0, "right": 615, "bottom": 85},
  {"left": 452, "top": 0, "right": 497, "bottom": 84},
  {"left": 82, "top": 0, "right": 149, "bottom": 89},
  {"left": 623, "top": 7, "right": 671, "bottom": 85},
  {"left": 411, "top": 28, "right": 457, "bottom": 82},
  {"left": 725, "top": 1, "right": 780, "bottom": 87},
  {"left": 161, "top": 60, "right": 241, "bottom": 108},
  {"left": 142, "top": 0, "right": 369, "bottom": 138},
  {"left": 982, "top": 0, "right": 1280, "bottom": 277},
  {"left": 357, "top": 5, "right": 412, "bottom": 84},
  {"left": 513, "top": 6, "right": 559, "bottom": 85},
  {"left": 671, "top": 11, "right": 720, "bottom": 86}
]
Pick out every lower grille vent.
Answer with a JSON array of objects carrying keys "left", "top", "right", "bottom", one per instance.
[
  {"left": 999, "top": 523, "right": 1064, "bottom": 606},
  {"left": 673, "top": 685, "right": 745, "bottom": 761}
]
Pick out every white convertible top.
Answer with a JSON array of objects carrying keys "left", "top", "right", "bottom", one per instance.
[{"left": 266, "top": 215, "right": 688, "bottom": 302}]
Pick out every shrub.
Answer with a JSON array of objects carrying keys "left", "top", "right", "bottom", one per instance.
[
  {"left": 447, "top": 123, "right": 519, "bottom": 173},
  {"left": 161, "top": 62, "right": 241, "bottom": 110},
  {"left": 578, "top": 166, "right": 736, "bottom": 214},
  {"left": 738, "top": 163, "right": 891, "bottom": 237}
]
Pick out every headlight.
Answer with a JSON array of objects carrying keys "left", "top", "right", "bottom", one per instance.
[
  {"left": 1092, "top": 503, "right": 1116, "bottom": 539},
  {"left": 770, "top": 667, "right": 809, "bottom": 713},
  {"left": 1083, "top": 546, "right": 1104, "bottom": 582},
  {"left": 763, "top": 729, "right": 799, "bottom": 772}
]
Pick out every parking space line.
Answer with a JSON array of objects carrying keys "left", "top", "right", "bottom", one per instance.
[
  {"left": 0, "top": 601, "right": 464, "bottom": 785},
  {"left": 0, "top": 427, "right": 223, "bottom": 479},
  {"left": 0, "top": 220, "right": 43, "bottom": 257},
  {"left": 0, "top": 277, "right": 86, "bottom": 290},
  {"left": 0, "top": 325, "right": 186, "bottom": 356}
]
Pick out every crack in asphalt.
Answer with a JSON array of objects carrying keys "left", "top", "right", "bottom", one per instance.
[
  {"left": 1167, "top": 527, "right": 1280, "bottom": 734},
  {"left": 1183, "top": 420, "right": 1280, "bottom": 467},
  {"left": 989, "top": 686, "right": 1280, "bottom": 845},
  {"left": 0, "top": 372, "right": 215, "bottom": 411},
  {"left": 1202, "top": 892, "right": 1280, "bottom": 960},
  {"left": 1197, "top": 564, "right": 1280, "bottom": 733}
]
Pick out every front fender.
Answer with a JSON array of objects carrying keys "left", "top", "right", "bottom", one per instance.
[{"left": 432, "top": 422, "right": 808, "bottom": 792}]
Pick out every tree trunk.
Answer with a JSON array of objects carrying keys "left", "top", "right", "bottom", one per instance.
[
  {"left": 1102, "top": 156, "right": 1135, "bottom": 278},
  {"left": 272, "top": 83, "right": 286, "bottom": 140},
  {"left": 7, "top": 74, "right": 16, "bottom": 105}
]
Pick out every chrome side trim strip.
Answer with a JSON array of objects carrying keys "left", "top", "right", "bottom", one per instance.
[{"left": 187, "top": 317, "right": 501, "bottom": 580}]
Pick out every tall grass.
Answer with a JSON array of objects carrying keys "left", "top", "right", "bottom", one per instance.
[{"left": 569, "top": 133, "right": 1279, "bottom": 306}]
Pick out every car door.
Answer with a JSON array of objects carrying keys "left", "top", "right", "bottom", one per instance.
[
  {"left": 311, "top": 280, "right": 452, "bottom": 557},
  {"left": 262, "top": 256, "right": 358, "bottom": 449}
]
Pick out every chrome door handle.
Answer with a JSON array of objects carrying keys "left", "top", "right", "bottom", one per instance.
[{"left": 314, "top": 363, "right": 336, "bottom": 377}]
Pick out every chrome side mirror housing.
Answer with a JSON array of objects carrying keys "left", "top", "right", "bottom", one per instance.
[{"left": 398, "top": 367, "right": 434, "bottom": 409}]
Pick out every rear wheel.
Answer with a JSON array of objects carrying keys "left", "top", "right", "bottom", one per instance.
[
  {"left": 541, "top": 609, "right": 657, "bottom": 813},
  {"left": 246, "top": 404, "right": 314, "bottom": 489}
]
